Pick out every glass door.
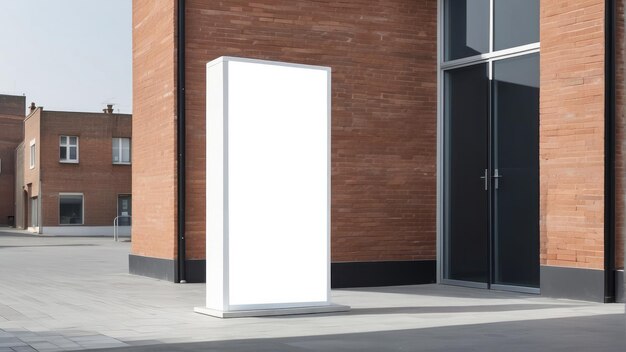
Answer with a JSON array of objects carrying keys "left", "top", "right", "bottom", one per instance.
[
  {"left": 442, "top": 55, "right": 539, "bottom": 292},
  {"left": 441, "top": 0, "right": 540, "bottom": 293},
  {"left": 118, "top": 195, "right": 132, "bottom": 226},
  {"left": 491, "top": 54, "right": 540, "bottom": 290},
  {"left": 443, "top": 63, "right": 490, "bottom": 286}
]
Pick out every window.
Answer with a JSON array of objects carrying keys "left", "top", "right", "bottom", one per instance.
[
  {"left": 494, "top": 0, "right": 539, "bottom": 51},
  {"left": 59, "top": 193, "right": 83, "bottom": 225},
  {"left": 31, "top": 197, "right": 38, "bottom": 227},
  {"left": 112, "top": 137, "right": 131, "bottom": 164},
  {"left": 443, "top": 0, "right": 540, "bottom": 62},
  {"left": 29, "top": 139, "right": 36, "bottom": 169},
  {"left": 444, "top": 0, "right": 490, "bottom": 61},
  {"left": 59, "top": 136, "right": 79, "bottom": 163}
]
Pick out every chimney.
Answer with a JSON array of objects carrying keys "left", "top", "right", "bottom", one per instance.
[
  {"left": 29, "top": 102, "right": 36, "bottom": 113},
  {"left": 103, "top": 104, "right": 114, "bottom": 114}
]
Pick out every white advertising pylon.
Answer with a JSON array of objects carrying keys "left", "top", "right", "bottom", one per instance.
[{"left": 195, "top": 57, "right": 349, "bottom": 318}]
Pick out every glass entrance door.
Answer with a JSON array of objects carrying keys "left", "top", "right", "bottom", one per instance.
[
  {"left": 443, "top": 54, "right": 539, "bottom": 291},
  {"left": 441, "top": 0, "right": 540, "bottom": 293},
  {"left": 491, "top": 54, "right": 540, "bottom": 290},
  {"left": 118, "top": 195, "right": 132, "bottom": 226},
  {"left": 443, "top": 63, "right": 490, "bottom": 286}
]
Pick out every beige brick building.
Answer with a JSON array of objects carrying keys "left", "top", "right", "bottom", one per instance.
[
  {"left": 13, "top": 104, "right": 132, "bottom": 236},
  {"left": 130, "top": 0, "right": 625, "bottom": 302}
]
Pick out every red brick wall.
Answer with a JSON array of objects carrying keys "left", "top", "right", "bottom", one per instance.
[
  {"left": 0, "top": 114, "right": 23, "bottom": 225},
  {"left": 0, "top": 95, "right": 25, "bottom": 116},
  {"left": 183, "top": 0, "right": 437, "bottom": 261},
  {"left": 131, "top": 0, "right": 179, "bottom": 259},
  {"left": 540, "top": 0, "right": 606, "bottom": 270},
  {"left": 37, "top": 111, "right": 131, "bottom": 226},
  {"left": 14, "top": 142, "right": 25, "bottom": 229}
]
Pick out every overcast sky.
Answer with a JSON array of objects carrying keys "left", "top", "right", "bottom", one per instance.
[{"left": 0, "top": 0, "right": 132, "bottom": 114}]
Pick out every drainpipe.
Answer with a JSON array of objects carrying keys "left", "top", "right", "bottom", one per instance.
[
  {"left": 604, "top": 0, "right": 616, "bottom": 303},
  {"left": 176, "top": 0, "right": 187, "bottom": 283}
]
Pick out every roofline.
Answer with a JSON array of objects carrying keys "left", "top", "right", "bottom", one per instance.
[{"left": 42, "top": 109, "right": 132, "bottom": 117}]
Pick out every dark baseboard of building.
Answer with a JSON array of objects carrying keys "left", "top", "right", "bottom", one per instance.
[
  {"left": 331, "top": 260, "right": 436, "bottom": 288},
  {"left": 616, "top": 270, "right": 624, "bottom": 303},
  {"left": 540, "top": 265, "right": 605, "bottom": 302},
  {"left": 129, "top": 255, "right": 436, "bottom": 288},
  {"left": 128, "top": 254, "right": 206, "bottom": 283}
]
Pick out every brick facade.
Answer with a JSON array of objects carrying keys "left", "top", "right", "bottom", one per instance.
[
  {"left": 131, "top": 0, "right": 179, "bottom": 260},
  {"left": 540, "top": 0, "right": 606, "bottom": 270},
  {"left": 183, "top": 0, "right": 438, "bottom": 262},
  {"left": 39, "top": 111, "right": 132, "bottom": 226},
  {"left": 16, "top": 108, "right": 132, "bottom": 230},
  {"left": 131, "top": 0, "right": 438, "bottom": 266},
  {"left": 131, "top": 1, "right": 621, "bottom": 299},
  {"left": 0, "top": 95, "right": 26, "bottom": 116}
]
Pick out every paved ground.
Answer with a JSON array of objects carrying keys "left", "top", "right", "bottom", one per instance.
[{"left": 0, "top": 228, "right": 624, "bottom": 351}]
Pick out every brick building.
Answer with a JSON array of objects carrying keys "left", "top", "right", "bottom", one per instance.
[
  {"left": 130, "top": 0, "right": 625, "bottom": 302},
  {"left": 0, "top": 95, "right": 25, "bottom": 226},
  {"left": 13, "top": 104, "right": 132, "bottom": 236}
]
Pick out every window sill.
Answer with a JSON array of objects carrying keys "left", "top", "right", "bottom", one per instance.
[
  {"left": 59, "top": 160, "right": 79, "bottom": 164},
  {"left": 113, "top": 162, "right": 132, "bottom": 165}
]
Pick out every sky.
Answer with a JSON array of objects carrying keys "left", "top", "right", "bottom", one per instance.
[{"left": 0, "top": 0, "right": 132, "bottom": 114}]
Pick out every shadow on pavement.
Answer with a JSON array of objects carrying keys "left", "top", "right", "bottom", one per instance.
[
  {"left": 84, "top": 314, "right": 625, "bottom": 352},
  {"left": 265, "top": 304, "right": 580, "bottom": 318}
]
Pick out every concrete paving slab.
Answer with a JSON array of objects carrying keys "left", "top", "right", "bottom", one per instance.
[{"left": 0, "top": 230, "right": 624, "bottom": 351}]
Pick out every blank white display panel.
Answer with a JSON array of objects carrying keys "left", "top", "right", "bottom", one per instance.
[{"left": 205, "top": 57, "right": 331, "bottom": 312}]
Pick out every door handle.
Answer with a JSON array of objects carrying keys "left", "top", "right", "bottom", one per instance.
[
  {"left": 492, "top": 169, "right": 503, "bottom": 189},
  {"left": 479, "top": 169, "right": 488, "bottom": 191}
]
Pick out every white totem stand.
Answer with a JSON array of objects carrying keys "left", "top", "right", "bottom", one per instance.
[{"left": 195, "top": 57, "right": 349, "bottom": 318}]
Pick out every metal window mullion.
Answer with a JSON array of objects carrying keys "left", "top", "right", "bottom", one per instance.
[
  {"left": 441, "top": 44, "right": 540, "bottom": 71},
  {"left": 489, "top": 0, "right": 494, "bottom": 53},
  {"left": 436, "top": 0, "right": 443, "bottom": 283}
]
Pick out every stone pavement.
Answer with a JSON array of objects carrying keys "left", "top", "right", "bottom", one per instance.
[{"left": 0, "top": 228, "right": 624, "bottom": 351}]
